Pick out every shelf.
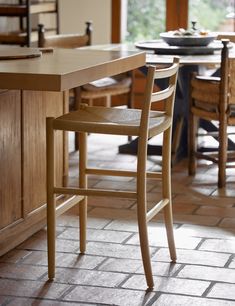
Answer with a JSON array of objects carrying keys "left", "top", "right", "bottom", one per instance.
[
  {"left": 0, "top": 0, "right": 59, "bottom": 46},
  {"left": 0, "top": 5, "right": 27, "bottom": 16},
  {"left": 0, "top": 2, "right": 56, "bottom": 16},
  {"left": 30, "top": 2, "right": 57, "bottom": 14}
]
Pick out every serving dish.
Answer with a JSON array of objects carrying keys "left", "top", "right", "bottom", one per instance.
[{"left": 160, "top": 31, "right": 217, "bottom": 47}]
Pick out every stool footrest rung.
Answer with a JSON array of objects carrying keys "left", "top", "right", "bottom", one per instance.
[
  {"left": 146, "top": 198, "right": 169, "bottom": 222},
  {"left": 86, "top": 167, "right": 136, "bottom": 177},
  {"left": 55, "top": 195, "right": 84, "bottom": 216},
  {"left": 54, "top": 187, "right": 137, "bottom": 199},
  {"left": 86, "top": 167, "right": 162, "bottom": 179}
]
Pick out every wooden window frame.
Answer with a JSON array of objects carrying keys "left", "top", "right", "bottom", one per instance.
[
  {"left": 166, "top": 0, "right": 188, "bottom": 31},
  {"left": 111, "top": 0, "right": 188, "bottom": 43}
]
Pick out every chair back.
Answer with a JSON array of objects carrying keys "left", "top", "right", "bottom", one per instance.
[
  {"left": 38, "top": 21, "right": 92, "bottom": 48},
  {"left": 227, "top": 45, "right": 235, "bottom": 106},
  {"left": 140, "top": 58, "right": 179, "bottom": 135},
  {"left": 219, "top": 39, "right": 235, "bottom": 109},
  {"left": 215, "top": 37, "right": 235, "bottom": 106},
  {"left": 190, "top": 40, "right": 235, "bottom": 114},
  {"left": 229, "top": 59, "right": 235, "bottom": 105}
]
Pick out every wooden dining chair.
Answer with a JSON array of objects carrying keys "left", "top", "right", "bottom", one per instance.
[
  {"left": 188, "top": 39, "right": 235, "bottom": 188},
  {"left": 38, "top": 22, "right": 134, "bottom": 150},
  {"left": 46, "top": 57, "right": 179, "bottom": 288}
]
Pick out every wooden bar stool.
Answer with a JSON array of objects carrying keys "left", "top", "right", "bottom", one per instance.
[{"left": 46, "top": 58, "right": 179, "bottom": 288}]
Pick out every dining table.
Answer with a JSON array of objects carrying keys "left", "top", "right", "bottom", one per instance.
[
  {"left": 85, "top": 40, "right": 235, "bottom": 161},
  {"left": 0, "top": 46, "right": 145, "bottom": 256}
]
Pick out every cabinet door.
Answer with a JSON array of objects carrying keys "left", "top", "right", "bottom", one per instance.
[
  {"left": 0, "top": 90, "right": 21, "bottom": 230},
  {"left": 22, "top": 90, "right": 65, "bottom": 214},
  {"left": 0, "top": 90, "right": 67, "bottom": 256}
]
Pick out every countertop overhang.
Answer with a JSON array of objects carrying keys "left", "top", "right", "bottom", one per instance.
[{"left": 0, "top": 47, "right": 146, "bottom": 91}]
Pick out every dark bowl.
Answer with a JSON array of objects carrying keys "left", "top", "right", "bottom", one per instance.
[{"left": 160, "top": 32, "right": 217, "bottom": 46}]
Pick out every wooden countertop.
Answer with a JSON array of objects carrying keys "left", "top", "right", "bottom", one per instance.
[{"left": 0, "top": 47, "right": 146, "bottom": 91}]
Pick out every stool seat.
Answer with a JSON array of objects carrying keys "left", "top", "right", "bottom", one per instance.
[{"left": 53, "top": 105, "right": 171, "bottom": 137}]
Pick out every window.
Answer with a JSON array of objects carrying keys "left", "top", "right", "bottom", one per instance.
[
  {"left": 122, "top": 0, "right": 166, "bottom": 42},
  {"left": 113, "top": 0, "right": 235, "bottom": 44},
  {"left": 188, "top": 0, "right": 235, "bottom": 32}
]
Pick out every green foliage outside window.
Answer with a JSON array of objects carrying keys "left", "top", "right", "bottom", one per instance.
[
  {"left": 189, "top": 0, "right": 230, "bottom": 31},
  {"left": 125, "top": 0, "right": 233, "bottom": 43},
  {"left": 125, "top": 0, "right": 165, "bottom": 42}
]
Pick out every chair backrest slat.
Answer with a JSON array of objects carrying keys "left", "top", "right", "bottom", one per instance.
[
  {"left": 38, "top": 21, "right": 92, "bottom": 49},
  {"left": 151, "top": 85, "right": 175, "bottom": 103},
  {"left": 217, "top": 33, "right": 235, "bottom": 43},
  {"left": 154, "top": 62, "right": 179, "bottom": 79},
  {"left": 139, "top": 58, "right": 179, "bottom": 135}
]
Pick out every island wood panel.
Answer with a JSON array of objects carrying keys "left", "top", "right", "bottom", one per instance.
[
  {"left": 23, "top": 90, "right": 65, "bottom": 213},
  {"left": 0, "top": 90, "right": 67, "bottom": 256},
  {"left": 0, "top": 90, "right": 21, "bottom": 230}
]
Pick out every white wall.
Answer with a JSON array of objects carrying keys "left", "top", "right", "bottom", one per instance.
[{"left": 59, "top": 0, "right": 112, "bottom": 44}]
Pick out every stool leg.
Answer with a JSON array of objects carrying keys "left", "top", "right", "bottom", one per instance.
[
  {"left": 79, "top": 132, "right": 87, "bottom": 253},
  {"left": 74, "top": 87, "right": 82, "bottom": 151},
  {"left": 137, "top": 201, "right": 154, "bottom": 288},
  {"left": 188, "top": 96, "right": 197, "bottom": 176},
  {"left": 218, "top": 113, "right": 227, "bottom": 188},
  {"left": 137, "top": 137, "right": 154, "bottom": 288},
  {"left": 162, "top": 128, "right": 176, "bottom": 261},
  {"left": 106, "top": 95, "right": 111, "bottom": 108},
  {"left": 46, "top": 118, "right": 56, "bottom": 280}
]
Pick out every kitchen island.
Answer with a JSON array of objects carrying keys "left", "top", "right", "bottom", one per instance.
[{"left": 0, "top": 47, "right": 145, "bottom": 255}]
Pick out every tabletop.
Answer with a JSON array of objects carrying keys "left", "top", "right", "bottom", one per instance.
[
  {"left": 83, "top": 42, "right": 235, "bottom": 66},
  {"left": 0, "top": 47, "right": 145, "bottom": 91}
]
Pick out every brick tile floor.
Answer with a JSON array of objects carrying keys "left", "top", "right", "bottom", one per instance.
[{"left": 1, "top": 134, "right": 235, "bottom": 305}]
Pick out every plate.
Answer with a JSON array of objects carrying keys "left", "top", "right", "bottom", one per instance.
[
  {"left": 135, "top": 40, "right": 227, "bottom": 55},
  {"left": 160, "top": 32, "right": 217, "bottom": 46}
]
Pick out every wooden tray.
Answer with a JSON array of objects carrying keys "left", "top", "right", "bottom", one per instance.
[{"left": 0, "top": 47, "right": 41, "bottom": 60}]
